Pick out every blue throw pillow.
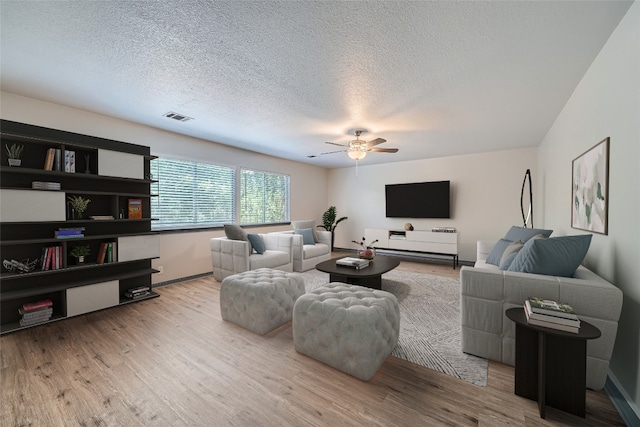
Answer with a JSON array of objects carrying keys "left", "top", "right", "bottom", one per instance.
[
  {"left": 486, "top": 239, "right": 514, "bottom": 266},
  {"left": 294, "top": 228, "right": 315, "bottom": 245},
  {"left": 247, "top": 233, "right": 265, "bottom": 254},
  {"left": 499, "top": 252, "right": 518, "bottom": 270},
  {"left": 507, "top": 234, "right": 592, "bottom": 277},
  {"left": 503, "top": 226, "right": 553, "bottom": 242}
]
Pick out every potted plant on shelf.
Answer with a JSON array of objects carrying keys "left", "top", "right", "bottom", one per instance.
[
  {"left": 317, "top": 206, "right": 348, "bottom": 251},
  {"left": 69, "top": 245, "right": 90, "bottom": 264},
  {"left": 5, "top": 143, "right": 24, "bottom": 166},
  {"left": 67, "top": 195, "right": 91, "bottom": 220}
]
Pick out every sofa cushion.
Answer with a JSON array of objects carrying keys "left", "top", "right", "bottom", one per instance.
[
  {"left": 250, "top": 250, "right": 291, "bottom": 270},
  {"left": 303, "top": 243, "right": 329, "bottom": 259},
  {"left": 486, "top": 238, "right": 520, "bottom": 266},
  {"left": 503, "top": 226, "right": 553, "bottom": 242},
  {"left": 247, "top": 233, "right": 265, "bottom": 254},
  {"left": 224, "top": 224, "right": 252, "bottom": 252},
  {"left": 507, "top": 234, "right": 592, "bottom": 277},
  {"left": 292, "top": 220, "right": 319, "bottom": 242},
  {"left": 294, "top": 228, "right": 315, "bottom": 245}
]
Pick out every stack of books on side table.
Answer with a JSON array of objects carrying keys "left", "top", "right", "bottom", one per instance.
[
  {"left": 336, "top": 257, "right": 370, "bottom": 270},
  {"left": 524, "top": 297, "right": 580, "bottom": 333}
]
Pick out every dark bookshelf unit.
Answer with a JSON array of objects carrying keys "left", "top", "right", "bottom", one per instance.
[{"left": 0, "top": 120, "right": 159, "bottom": 335}]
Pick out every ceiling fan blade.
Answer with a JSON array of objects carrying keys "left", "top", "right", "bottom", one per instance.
[
  {"left": 369, "top": 148, "right": 398, "bottom": 153},
  {"left": 366, "top": 138, "right": 386, "bottom": 147},
  {"left": 325, "top": 141, "right": 348, "bottom": 147},
  {"left": 320, "top": 149, "right": 347, "bottom": 155}
]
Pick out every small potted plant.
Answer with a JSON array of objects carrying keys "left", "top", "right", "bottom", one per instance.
[
  {"left": 67, "top": 195, "right": 91, "bottom": 220},
  {"left": 5, "top": 143, "right": 24, "bottom": 166},
  {"left": 70, "top": 245, "right": 91, "bottom": 264}
]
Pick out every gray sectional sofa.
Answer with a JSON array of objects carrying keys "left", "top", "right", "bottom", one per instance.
[{"left": 460, "top": 239, "right": 623, "bottom": 390}]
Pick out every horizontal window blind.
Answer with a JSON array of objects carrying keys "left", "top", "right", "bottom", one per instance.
[
  {"left": 240, "top": 169, "right": 290, "bottom": 225},
  {"left": 151, "top": 158, "right": 235, "bottom": 230}
]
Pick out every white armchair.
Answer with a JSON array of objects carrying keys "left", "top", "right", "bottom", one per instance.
[
  {"left": 271, "top": 229, "right": 332, "bottom": 272},
  {"left": 210, "top": 233, "right": 294, "bottom": 282}
]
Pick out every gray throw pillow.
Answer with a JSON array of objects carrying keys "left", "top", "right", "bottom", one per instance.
[
  {"left": 294, "top": 228, "right": 316, "bottom": 245},
  {"left": 507, "top": 234, "right": 592, "bottom": 277},
  {"left": 292, "top": 220, "right": 319, "bottom": 242},
  {"left": 486, "top": 239, "right": 514, "bottom": 266},
  {"left": 500, "top": 240, "right": 524, "bottom": 265},
  {"left": 224, "top": 224, "right": 252, "bottom": 252},
  {"left": 247, "top": 233, "right": 265, "bottom": 254},
  {"left": 503, "top": 226, "right": 553, "bottom": 242}
]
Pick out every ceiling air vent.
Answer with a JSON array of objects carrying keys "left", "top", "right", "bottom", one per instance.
[{"left": 163, "top": 111, "right": 193, "bottom": 122}]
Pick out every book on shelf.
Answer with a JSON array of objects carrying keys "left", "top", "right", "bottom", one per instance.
[
  {"left": 106, "top": 242, "right": 113, "bottom": 263},
  {"left": 32, "top": 181, "right": 61, "bottom": 190},
  {"left": 90, "top": 215, "right": 115, "bottom": 220},
  {"left": 20, "top": 315, "right": 52, "bottom": 327},
  {"left": 64, "top": 150, "right": 76, "bottom": 173},
  {"left": 524, "top": 301, "right": 580, "bottom": 328},
  {"left": 18, "top": 306, "right": 53, "bottom": 317},
  {"left": 55, "top": 228, "right": 84, "bottom": 237},
  {"left": 97, "top": 242, "right": 108, "bottom": 264},
  {"left": 44, "top": 148, "right": 55, "bottom": 171},
  {"left": 54, "top": 149, "right": 61, "bottom": 171},
  {"left": 524, "top": 305, "right": 580, "bottom": 333},
  {"left": 22, "top": 299, "right": 53, "bottom": 312},
  {"left": 128, "top": 198, "right": 142, "bottom": 219},
  {"left": 526, "top": 297, "right": 578, "bottom": 320},
  {"left": 124, "top": 285, "right": 151, "bottom": 299}
]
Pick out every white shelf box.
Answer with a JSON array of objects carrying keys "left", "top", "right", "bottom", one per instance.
[
  {"left": 66, "top": 280, "right": 120, "bottom": 317},
  {"left": 118, "top": 234, "right": 160, "bottom": 262},
  {"left": 98, "top": 149, "right": 144, "bottom": 179},
  {"left": 0, "top": 189, "right": 65, "bottom": 222}
]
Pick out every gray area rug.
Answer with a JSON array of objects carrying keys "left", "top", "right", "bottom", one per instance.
[{"left": 300, "top": 269, "right": 488, "bottom": 386}]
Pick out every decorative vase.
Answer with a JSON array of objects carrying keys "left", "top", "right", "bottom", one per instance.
[
  {"left": 77, "top": 256, "right": 85, "bottom": 263},
  {"left": 8, "top": 159, "right": 21, "bottom": 167},
  {"left": 359, "top": 247, "right": 376, "bottom": 260}
]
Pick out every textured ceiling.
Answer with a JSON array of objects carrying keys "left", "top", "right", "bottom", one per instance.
[{"left": 0, "top": 1, "right": 633, "bottom": 168}]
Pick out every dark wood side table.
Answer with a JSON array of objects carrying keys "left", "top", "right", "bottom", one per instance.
[{"left": 505, "top": 307, "right": 601, "bottom": 419}]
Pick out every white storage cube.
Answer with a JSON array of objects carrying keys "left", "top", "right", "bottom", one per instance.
[
  {"left": 98, "top": 149, "right": 144, "bottom": 179},
  {"left": 118, "top": 234, "right": 160, "bottom": 262},
  {"left": 66, "top": 280, "right": 120, "bottom": 317},
  {"left": 0, "top": 189, "right": 65, "bottom": 222}
]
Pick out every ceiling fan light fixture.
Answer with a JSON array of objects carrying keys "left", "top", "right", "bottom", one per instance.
[{"left": 348, "top": 149, "right": 367, "bottom": 160}]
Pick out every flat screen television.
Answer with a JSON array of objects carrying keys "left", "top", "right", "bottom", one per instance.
[{"left": 385, "top": 181, "right": 450, "bottom": 218}]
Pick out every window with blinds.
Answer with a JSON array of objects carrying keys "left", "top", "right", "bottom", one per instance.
[
  {"left": 151, "top": 158, "right": 235, "bottom": 230},
  {"left": 240, "top": 169, "right": 290, "bottom": 225}
]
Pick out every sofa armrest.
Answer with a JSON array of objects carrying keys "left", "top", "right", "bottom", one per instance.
[
  {"left": 316, "top": 230, "right": 332, "bottom": 247},
  {"left": 210, "top": 237, "right": 251, "bottom": 281},
  {"left": 477, "top": 240, "right": 496, "bottom": 262}
]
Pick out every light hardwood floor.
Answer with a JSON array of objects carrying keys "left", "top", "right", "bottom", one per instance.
[{"left": 1, "top": 255, "right": 624, "bottom": 426}]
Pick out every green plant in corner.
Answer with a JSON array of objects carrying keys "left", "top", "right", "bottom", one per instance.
[
  {"left": 317, "top": 206, "right": 348, "bottom": 250},
  {"left": 5, "top": 144, "right": 24, "bottom": 166}
]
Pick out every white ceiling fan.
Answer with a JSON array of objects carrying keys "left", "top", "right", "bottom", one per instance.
[{"left": 309, "top": 130, "right": 399, "bottom": 160}]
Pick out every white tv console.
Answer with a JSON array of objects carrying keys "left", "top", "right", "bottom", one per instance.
[{"left": 364, "top": 228, "right": 459, "bottom": 269}]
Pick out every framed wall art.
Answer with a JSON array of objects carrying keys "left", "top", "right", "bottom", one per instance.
[{"left": 571, "top": 137, "right": 609, "bottom": 235}]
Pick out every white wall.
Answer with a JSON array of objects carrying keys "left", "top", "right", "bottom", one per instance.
[
  {"left": 0, "top": 92, "right": 329, "bottom": 283},
  {"left": 538, "top": 1, "right": 640, "bottom": 416},
  {"left": 327, "top": 148, "right": 538, "bottom": 261}
]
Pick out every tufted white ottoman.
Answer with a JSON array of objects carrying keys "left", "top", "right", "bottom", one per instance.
[
  {"left": 293, "top": 283, "right": 400, "bottom": 381},
  {"left": 220, "top": 268, "right": 305, "bottom": 335}
]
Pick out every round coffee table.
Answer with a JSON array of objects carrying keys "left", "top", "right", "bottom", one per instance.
[{"left": 315, "top": 255, "right": 400, "bottom": 290}]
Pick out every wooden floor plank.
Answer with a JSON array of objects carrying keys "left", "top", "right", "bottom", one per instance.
[{"left": 0, "top": 256, "right": 625, "bottom": 426}]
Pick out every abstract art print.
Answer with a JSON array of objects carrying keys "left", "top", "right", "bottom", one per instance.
[{"left": 572, "top": 137, "right": 609, "bottom": 235}]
